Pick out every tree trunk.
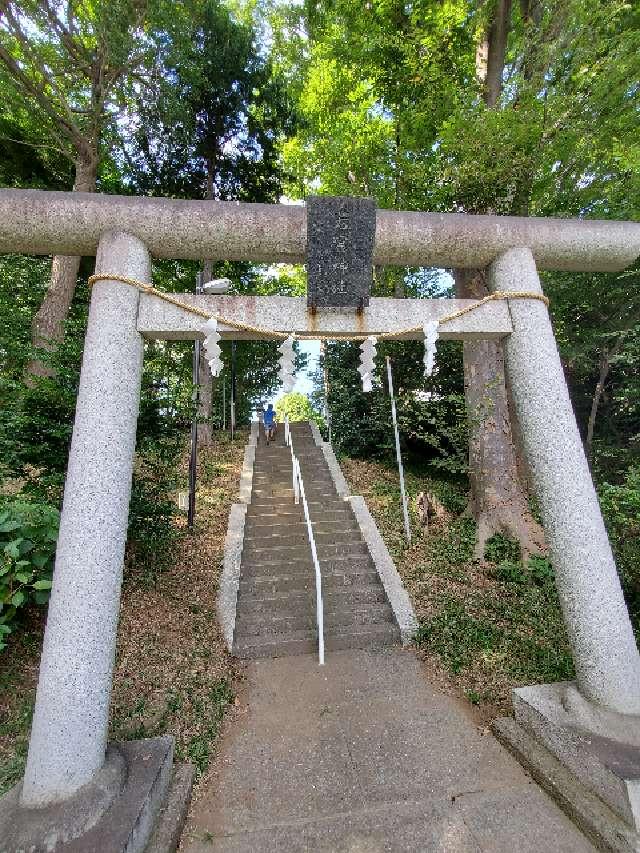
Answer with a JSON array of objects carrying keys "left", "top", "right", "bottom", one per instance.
[
  {"left": 456, "top": 270, "right": 545, "bottom": 560},
  {"left": 26, "top": 152, "right": 98, "bottom": 380},
  {"left": 197, "top": 351, "right": 214, "bottom": 446},
  {"left": 453, "top": 0, "right": 545, "bottom": 558},
  {"left": 484, "top": 0, "right": 513, "bottom": 107},
  {"left": 586, "top": 351, "right": 611, "bottom": 465}
]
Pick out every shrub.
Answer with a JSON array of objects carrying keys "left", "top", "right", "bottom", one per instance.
[
  {"left": 126, "top": 437, "right": 182, "bottom": 583},
  {"left": 598, "top": 467, "right": 640, "bottom": 628},
  {"left": 0, "top": 500, "right": 59, "bottom": 650}
]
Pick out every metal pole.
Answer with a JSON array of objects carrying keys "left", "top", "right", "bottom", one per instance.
[
  {"left": 386, "top": 356, "right": 411, "bottom": 544},
  {"left": 187, "top": 271, "right": 204, "bottom": 528},
  {"left": 231, "top": 339, "right": 237, "bottom": 441},
  {"left": 222, "top": 379, "right": 226, "bottom": 431},
  {"left": 321, "top": 340, "right": 332, "bottom": 445}
]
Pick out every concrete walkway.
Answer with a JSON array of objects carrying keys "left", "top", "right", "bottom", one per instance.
[{"left": 181, "top": 649, "right": 594, "bottom": 852}]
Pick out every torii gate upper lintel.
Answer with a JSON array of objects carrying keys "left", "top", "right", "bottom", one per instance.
[{"left": 2, "top": 188, "right": 640, "bottom": 849}]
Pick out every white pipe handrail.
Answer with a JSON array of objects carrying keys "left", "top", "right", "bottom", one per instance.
[{"left": 284, "top": 417, "right": 325, "bottom": 665}]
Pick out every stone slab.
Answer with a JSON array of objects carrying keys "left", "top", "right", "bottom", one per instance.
[
  {"left": 494, "top": 717, "right": 640, "bottom": 853},
  {"left": 306, "top": 195, "right": 375, "bottom": 309},
  {"left": 137, "top": 294, "right": 513, "bottom": 341},
  {"left": 181, "top": 649, "right": 594, "bottom": 852},
  {"left": 513, "top": 682, "right": 640, "bottom": 829},
  {"left": 455, "top": 784, "right": 597, "bottom": 853},
  {"left": 0, "top": 737, "right": 174, "bottom": 853},
  {"left": 238, "top": 423, "right": 258, "bottom": 504}
]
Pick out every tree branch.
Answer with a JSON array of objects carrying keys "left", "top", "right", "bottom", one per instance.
[
  {"left": 0, "top": 42, "right": 84, "bottom": 153},
  {"left": 2, "top": 7, "right": 88, "bottom": 146}
]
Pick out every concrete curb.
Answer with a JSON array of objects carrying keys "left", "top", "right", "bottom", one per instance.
[
  {"left": 347, "top": 496, "right": 418, "bottom": 646},
  {"left": 309, "top": 421, "right": 349, "bottom": 499},
  {"left": 145, "top": 763, "right": 194, "bottom": 853},
  {"left": 218, "top": 503, "right": 247, "bottom": 652},
  {"left": 239, "top": 422, "right": 259, "bottom": 504}
]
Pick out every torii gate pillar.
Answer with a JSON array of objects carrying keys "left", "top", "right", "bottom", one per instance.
[
  {"left": 1, "top": 232, "right": 174, "bottom": 853},
  {"left": 490, "top": 248, "right": 640, "bottom": 713}
]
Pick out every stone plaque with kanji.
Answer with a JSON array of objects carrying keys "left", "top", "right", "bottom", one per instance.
[{"left": 307, "top": 196, "right": 375, "bottom": 309}]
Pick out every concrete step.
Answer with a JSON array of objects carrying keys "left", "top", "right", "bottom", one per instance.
[
  {"left": 237, "top": 586, "right": 388, "bottom": 616},
  {"left": 251, "top": 479, "right": 336, "bottom": 492},
  {"left": 251, "top": 484, "right": 337, "bottom": 497},
  {"left": 235, "top": 606, "right": 395, "bottom": 637},
  {"left": 253, "top": 471, "right": 333, "bottom": 482},
  {"left": 246, "top": 518, "right": 358, "bottom": 533},
  {"left": 246, "top": 503, "right": 304, "bottom": 516},
  {"left": 247, "top": 499, "right": 349, "bottom": 513},
  {"left": 251, "top": 487, "right": 295, "bottom": 498},
  {"left": 242, "top": 541, "right": 369, "bottom": 560},
  {"left": 245, "top": 524, "right": 359, "bottom": 540},
  {"left": 241, "top": 555, "right": 374, "bottom": 575},
  {"left": 233, "top": 623, "right": 399, "bottom": 659},
  {"left": 244, "top": 529, "right": 362, "bottom": 548},
  {"left": 246, "top": 510, "right": 353, "bottom": 527},
  {"left": 239, "top": 568, "right": 379, "bottom": 595}
]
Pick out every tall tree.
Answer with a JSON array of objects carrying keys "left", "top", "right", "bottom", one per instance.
[
  {"left": 452, "top": 0, "right": 545, "bottom": 558},
  {"left": 124, "top": 0, "right": 290, "bottom": 442},
  {"left": 271, "top": 0, "right": 640, "bottom": 554},
  {"left": 0, "top": 0, "right": 158, "bottom": 377}
]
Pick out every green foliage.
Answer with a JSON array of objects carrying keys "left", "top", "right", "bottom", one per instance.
[
  {"left": 126, "top": 437, "right": 183, "bottom": 584},
  {"left": 0, "top": 501, "right": 59, "bottom": 649},
  {"left": 0, "top": 696, "right": 33, "bottom": 795},
  {"left": 317, "top": 337, "right": 468, "bottom": 469},
  {"left": 415, "top": 593, "right": 574, "bottom": 683},
  {"left": 0, "top": 0, "right": 168, "bottom": 182},
  {"left": 598, "top": 467, "right": 640, "bottom": 627},
  {"left": 484, "top": 534, "right": 522, "bottom": 565},
  {"left": 275, "top": 392, "right": 322, "bottom": 425},
  {"left": 124, "top": 0, "right": 291, "bottom": 202}
]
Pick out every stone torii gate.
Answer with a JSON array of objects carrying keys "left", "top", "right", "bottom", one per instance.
[{"left": 1, "top": 188, "right": 640, "bottom": 850}]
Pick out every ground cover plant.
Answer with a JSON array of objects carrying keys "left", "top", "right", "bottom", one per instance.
[{"left": 0, "top": 432, "right": 246, "bottom": 795}]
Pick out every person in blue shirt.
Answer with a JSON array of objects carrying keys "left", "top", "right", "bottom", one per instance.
[{"left": 263, "top": 403, "right": 276, "bottom": 443}]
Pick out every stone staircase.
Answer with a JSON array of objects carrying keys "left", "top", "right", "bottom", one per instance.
[{"left": 232, "top": 421, "right": 401, "bottom": 658}]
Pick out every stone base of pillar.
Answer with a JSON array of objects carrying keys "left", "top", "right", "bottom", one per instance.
[
  {"left": 494, "top": 682, "right": 640, "bottom": 853},
  {"left": 0, "top": 736, "right": 193, "bottom": 853}
]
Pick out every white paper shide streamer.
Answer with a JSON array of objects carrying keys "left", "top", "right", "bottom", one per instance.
[
  {"left": 278, "top": 334, "right": 295, "bottom": 392},
  {"left": 358, "top": 335, "right": 377, "bottom": 392},
  {"left": 423, "top": 320, "right": 439, "bottom": 378},
  {"left": 202, "top": 317, "right": 223, "bottom": 376}
]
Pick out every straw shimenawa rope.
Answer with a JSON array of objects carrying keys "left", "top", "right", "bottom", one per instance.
[{"left": 88, "top": 273, "right": 550, "bottom": 341}]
